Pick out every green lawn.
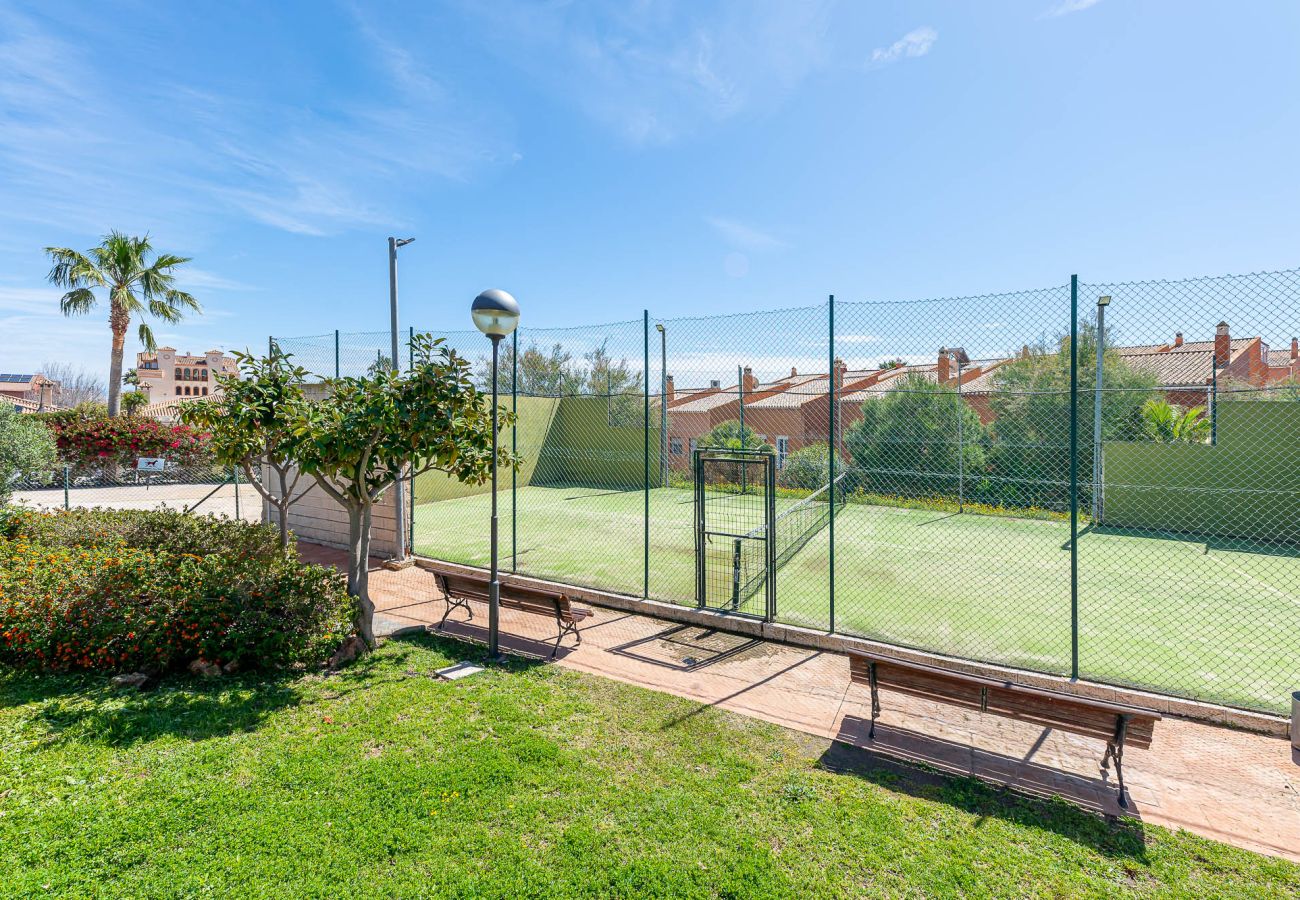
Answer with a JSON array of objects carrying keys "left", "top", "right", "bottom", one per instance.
[
  {"left": 414, "top": 486, "right": 1300, "bottom": 714},
  {"left": 2, "top": 635, "right": 1295, "bottom": 898}
]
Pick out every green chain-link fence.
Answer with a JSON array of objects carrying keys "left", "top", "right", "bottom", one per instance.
[{"left": 275, "top": 267, "right": 1300, "bottom": 715}]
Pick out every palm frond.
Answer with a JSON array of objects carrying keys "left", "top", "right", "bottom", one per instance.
[
  {"left": 58, "top": 287, "right": 98, "bottom": 315},
  {"left": 165, "top": 289, "right": 200, "bottom": 313},
  {"left": 137, "top": 321, "right": 157, "bottom": 352},
  {"left": 147, "top": 297, "right": 184, "bottom": 323},
  {"left": 45, "top": 247, "right": 104, "bottom": 289}
]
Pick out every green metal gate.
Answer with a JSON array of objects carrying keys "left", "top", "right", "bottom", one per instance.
[{"left": 694, "top": 448, "right": 776, "bottom": 619}]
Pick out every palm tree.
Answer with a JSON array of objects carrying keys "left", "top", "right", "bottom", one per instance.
[
  {"left": 1141, "top": 399, "right": 1211, "bottom": 444},
  {"left": 45, "top": 232, "right": 199, "bottom": 416}
]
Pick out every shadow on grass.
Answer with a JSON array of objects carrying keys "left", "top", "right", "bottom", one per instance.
[
  {"left": 0, "top": 631, "right": 539, "bottom": 750},
  {"left": 817, "top": 722, "right": 1149, "bottom": 863}
]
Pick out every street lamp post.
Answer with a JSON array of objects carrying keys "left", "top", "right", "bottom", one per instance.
[
  {"left": 472, "top": 289, "right": 521, "bottom": 661},
  {"left": 655, "top": 323, "right": 667, "bottom": 487},
  {"left": 388, "top": 237, "right": 415, "bottom": 561}
]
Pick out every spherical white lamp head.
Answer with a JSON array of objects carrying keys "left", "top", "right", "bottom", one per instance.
[{"left": 471, "top": 289, "right": 520, "bottom": 339}]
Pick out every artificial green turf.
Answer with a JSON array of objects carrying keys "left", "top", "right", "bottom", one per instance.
[
  {"left": 413, "top": 486, "right": 1300, "bottom": 713},
  {"left": 2, "top": 635, "right": 1295, "bottom": 898}
]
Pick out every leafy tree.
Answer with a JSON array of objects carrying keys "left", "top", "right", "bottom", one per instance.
[
  {"left": 987, "top": 322, "right": 1158, "bottom": 510},
  {"left": 180, "top": 351, "right": 314, "bottom": 548},
  {"left": 585, "top": 342, "right": 644, "bottom": 427},
  {"left": 45, "top": 232, "right": 200, "bottom": 416},
  {"left": 778, "top": 441, "right": 842, "bottom": 491},
  {"left": 700, "top": 419, "right": 772, "bottom": 453},
  {"left": 844, "top": 373, "right": 987, "bottom": 500},
  {"left": 120, "top": 390, "right": 149, "bottom": 417},
  {"left": 1141, "top": 399, "right": 1210, "bottom": 444},
  {"left": 292, "top": 333, "right": 515, "bottom": 647},
  {"left": 0, "top": 406, "right": 58, "bottom": 503},
  {"left": 878, "top": 357, "right": 907, "bottom": 371},
  {"left": 480, "top": 342, "right": 585, "bottom": 396}
]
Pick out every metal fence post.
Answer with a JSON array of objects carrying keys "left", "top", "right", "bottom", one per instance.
[
  {"left": 408, "top": 326, "right": 415, "bottom": 555},
  {"left": 234, "top": 465, "right": 241, "bottom": 521},
  {"left": 955, "top": 353, "right": 964, "bottom": 512},
  {"left": 1069, "top": 274, "right": 1080, "bottom": 680},
  {"left": 737, "top": 365, "right": 746, "bottom": 493},
  {"left": 63, "top": 465, "right": 70, "bottom": 510},
  {"left": 1093, "top": 296, "right": 1109, "bottom": 522},
  {"left": 335, "top": 329, "right": 341, "bottom": 378},
  {"left": 643, "top": 309, "right": 650, "bottom": 600},
  {"left": 511, "top": 328, "right": 518, "bottom": 573},
  {"left": 828, "top": 294, "right": 836, "bottom": 634}
]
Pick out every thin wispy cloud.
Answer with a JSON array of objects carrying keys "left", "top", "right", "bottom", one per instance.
[
  {"left": 0, "top": 6, "right": 515, "bottom": 240},
  {"left": 869, "top": 27, "right": 938, "bottom": 68},
  {"left": 1040, "top": 0, "right": 1103, "bottom": 19},
  {"left": 463, "top": 1, "right": 836, "bottom": 144},
  {"left": 705, "top": 216, "right": 786, "bottom": 251}
]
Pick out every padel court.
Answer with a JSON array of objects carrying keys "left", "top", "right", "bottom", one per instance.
[{"left": 412, "top": 458, "right": 1300, "bottom": 713}]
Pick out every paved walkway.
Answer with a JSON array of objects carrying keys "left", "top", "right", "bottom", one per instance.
[{"left": 298, "top": 543, "right": 1300, "bottom": 862}]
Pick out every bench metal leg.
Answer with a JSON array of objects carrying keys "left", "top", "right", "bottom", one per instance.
[
  {"left": 438, "top": 594, "right": 473, "bottom": 629},
  {"left": 551, "top": 618, "right": 580, "bottom": 659},
  {"left": 868, "top": 662, "right": 880, "bottom": 740},
  {"left": 1101, "top": 715, "right": 1131, "bottom": 809}
]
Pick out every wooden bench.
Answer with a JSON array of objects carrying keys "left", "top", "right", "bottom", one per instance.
[
  {"left": 433, "top": 571, "right": 592, "bottom": 659},
  {"left": 848, "top": 652, "right": 1160, "bottom": 809}
]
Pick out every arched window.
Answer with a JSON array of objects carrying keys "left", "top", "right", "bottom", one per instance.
[
  {"left": 201, "top": 387, "right": 208, "bottom": 396},
  {"left": 174, "top": 368, "right": 181, "bottom": 380},
  {"left": 201, "top": 369, "right": 208, "bottom": 380}
]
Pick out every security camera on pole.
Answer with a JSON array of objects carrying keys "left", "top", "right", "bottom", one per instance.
[{"left": 471, "top": 289, "right": 521, "bottom": 662}]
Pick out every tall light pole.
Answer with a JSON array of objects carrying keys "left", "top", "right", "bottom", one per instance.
[
  {"left": 655, "top": 323, "right": 667, "bottom": 487},
  {"left": 388, "top": 237, "right": 415, "bottom": 561},
  {"left": 472, "top": 289, "right": 521, "bottom": 661},
  {"left": 1093, "top": 295, "right": 1110, "bottom": 523}
]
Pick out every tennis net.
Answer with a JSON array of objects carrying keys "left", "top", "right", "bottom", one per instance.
[{"left": 731, "top": 472, "right": 849, "bottom": 604}]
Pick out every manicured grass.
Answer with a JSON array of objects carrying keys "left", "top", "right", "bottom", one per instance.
[
  {"left": 2, "top": 635, "right": 1295, "bottom": 898},
  {"left": 414, "top": 486, "right": 1300, "bottom": 713}
]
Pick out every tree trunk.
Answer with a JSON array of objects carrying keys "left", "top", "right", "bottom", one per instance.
[
  {"left": 275, "top": 465, "right": 290, "bottom": 548},
  {"left": 347, "top": 501, "right": 376, "bottom": 649},
  {"left": 107, "top": 326, "right": 126, "bottom": 417}
]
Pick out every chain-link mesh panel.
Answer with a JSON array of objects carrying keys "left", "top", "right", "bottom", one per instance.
[
  {"left": 10, "top": 463, "right": 258, "bottom": 522},
  {"left": 278, "top": 267, "right": 1300, "bottom": 715},
  {"left": 833, "top": 285, "right": 1075, "bottom": 675},
  {"left": 652, "top": 303, "right": 833, "bottom": 626},
  {"left": 410, "top": 319, "right": 650, "bottom": 598},
  {"left": 1077, "top": 271, "right": 1300, "bottom": 711}
]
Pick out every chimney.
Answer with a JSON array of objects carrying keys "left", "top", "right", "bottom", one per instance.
[
  {"left": 1214, "top": 321, "right": 1231, "bottom": 368},
  {"left": 1173, "top": 332, "right": 1183, "bottom": 348},
  {"left": 742, "top": 366, "right": 758, "bottom": 393},
  {"left": 832, "top": 357, "right": 847, "bottom": 391},
  {"left": 665, "top": 374, "right": 675, "bottom": 402},
  {"left": 937, "top": 348, "right": 951, "bottom": 384},
  {"left": 1291, "top": 337, "right": 1298, "bottom": 362},
  {"left": 790, "top": 366, "right": 798, "bottom": 377},
  {"left": 1020, "top": 344, "right": 1031, "bottom": 360}
]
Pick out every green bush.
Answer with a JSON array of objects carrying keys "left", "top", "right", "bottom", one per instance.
[
  {"left": 0, "top": 406, "right": 58, "bottom": 502},
  {"left": 0, "top": 509, "right": 353, "bottom": 674},
  {"left": 777, "top": 442, "right": 839, "bottom": 491}
]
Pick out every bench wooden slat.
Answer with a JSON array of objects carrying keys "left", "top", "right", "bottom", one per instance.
[
  {"left": 432, "top": 571, "right": 590, "bottom": 655},
  {"left": 847, "top": 650, "right": 1159, "bottom": 807}
]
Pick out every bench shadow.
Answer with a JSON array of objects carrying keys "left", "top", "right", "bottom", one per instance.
[
  {"left": 820, "top": 715, "right": 1149, "bottom": 862},
  {"left": 608, "top": 625, "right": 765, "bottom": 671}
]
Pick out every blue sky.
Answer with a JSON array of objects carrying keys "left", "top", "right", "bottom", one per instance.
[{"left": 2, "top": 0, "right": 1299, "bottom": 383}]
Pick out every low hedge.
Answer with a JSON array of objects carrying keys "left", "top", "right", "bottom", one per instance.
[{"left": 0, "top": 508, "right": 353, "bottom": 674}]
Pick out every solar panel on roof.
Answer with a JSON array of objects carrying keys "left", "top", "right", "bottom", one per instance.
[{"left": 0, "top": 374, "right": 34, "bottom": 383}]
